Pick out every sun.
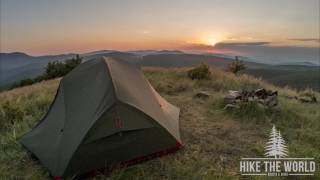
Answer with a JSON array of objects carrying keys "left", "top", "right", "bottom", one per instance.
[{"left": 208, "top": 38, "right": 217, "bottom": 46}]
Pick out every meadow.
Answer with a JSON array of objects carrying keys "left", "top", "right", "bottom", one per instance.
[{"left": 1, "top": 67, "right": 319, "bottom": 179}]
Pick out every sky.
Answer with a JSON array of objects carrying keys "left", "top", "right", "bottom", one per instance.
[{"left": 0, "top": 0, "right": 319, "bottom": 56}]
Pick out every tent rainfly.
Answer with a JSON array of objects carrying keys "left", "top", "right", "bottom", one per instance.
[{"left": 20, "top": 57, "right": 182, "bottom": 178}]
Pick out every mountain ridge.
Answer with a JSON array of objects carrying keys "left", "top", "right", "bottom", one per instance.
[{"left": 1, "top": 51, "right": 319, "bottom": 91}]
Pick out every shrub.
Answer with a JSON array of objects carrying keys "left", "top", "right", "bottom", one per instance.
[
  {"left": 187, "top": 63, "right": 211, "bottom": 80},
  {"left": 1, "top": 101, "right": 24, "bottom": 125},
  {"left": 19, "top": 79, "right": 35, "bottom": 87},
  {"left": 45, "top": 61, "right": 66, "bottom": 79},
  {"left": 45, "top": 55, "right": 82, "bottom": 79},
  {"left": 299, "top": 89, "right": 317, "bottom": 103},
  {"left": 11, "top": 55, "right": 82, "bottom": 89},
  {"left": 228, "top": 56, "right": 246, "bottom": 74}
]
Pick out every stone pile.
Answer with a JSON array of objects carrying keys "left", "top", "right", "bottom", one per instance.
[{"left": 224, "top": 88, "right": 278, "bottom": 109}]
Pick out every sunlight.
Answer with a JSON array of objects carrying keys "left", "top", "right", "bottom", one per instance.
[{"left": 208, "top": 38, "right": 217, "bottom": 46}]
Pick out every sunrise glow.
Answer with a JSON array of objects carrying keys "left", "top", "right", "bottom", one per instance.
[
  {"left": 0, "top": 0, "right": 319, "bottom": 55},
  {"left": 208, "top": 38, "right": 218, "bottom": 46}
]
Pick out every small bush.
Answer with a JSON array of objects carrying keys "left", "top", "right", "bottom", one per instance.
[
  {"left": 187, "top": 63, "right": 211, "bottom": 80},
  {"left": 11, "top": 55, "right": 82, "bottom": 89},
  {"left": 45, "top": 55, "right": 82, "bottom": 79},
  {"left": 299, "top": 89, "right": 317, "bottom": 103},
  {"left": 1, "top": 101, "right": 24, "bottom": 124},
  {"left": 18, "top": 79, "right": 35, "bottom": 87},
  {"left": 228, "top": 56, "right": 246, "bottom": 74},
  {"left": 154, "top": 81, "right": 189, "bottom": 95}
]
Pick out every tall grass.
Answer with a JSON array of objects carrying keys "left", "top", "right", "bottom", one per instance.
[{"left": 1, "top": 68, "right": 319, "bottom": 179}]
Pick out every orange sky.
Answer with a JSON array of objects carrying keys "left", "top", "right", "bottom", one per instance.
[{"left": 1, "top": 0, "right": 319, "bottom": 55}]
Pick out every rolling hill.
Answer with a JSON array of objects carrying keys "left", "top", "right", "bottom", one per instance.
[
  {"left": 0, "top": 52, "right": 76, "bottom": 88},
  {"left": 1, "top": 51, "right": 319, "bottom": 91},
  {"left": 0, "top": 67, "right": 319, "bottom": 179}
]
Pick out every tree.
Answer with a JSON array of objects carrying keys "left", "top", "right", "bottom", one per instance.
[
  {"left": 265, "top": 125, "right": 278, "bottom": 158},
  {"left": 45, "top": 61, "right": 65, "bottom": 79},
  {"left": 44, "top": 55, "right": 82, "bottom": 79},
  {"left": 18, "top": 78, "right": 35, "bottom": 86},
  {"left": 12, "top": 55, "right": 82, "bottom": 89},
  {"left": 187, "top": 63, "right": 211, "bottom": 80},
  {"left": 265, "top": 125, "right": 288, "bottom": 159},
  {"left": 64, "top": 54, "right": 82, "bottom": 73},
  {"left": 228, "top": 56, "right": 246, "bottom": 74},
  {"left": 276, "top": 131, "right": 288, "bottom": 158}
]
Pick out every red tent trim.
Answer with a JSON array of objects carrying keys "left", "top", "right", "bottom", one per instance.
[
  {"left": 54, "top": 141, "right": 183, "bottom": 179},
  {"left": 120, "top": 141, "right": 183, "bottom": 167}
]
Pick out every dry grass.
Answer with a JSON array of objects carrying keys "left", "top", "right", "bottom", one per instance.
[
  {"left": 0, "top": 78, "right": 60, "bottom": 100},
  {"left": 0, "top": 68, "right": 319, "bottom": 179}
]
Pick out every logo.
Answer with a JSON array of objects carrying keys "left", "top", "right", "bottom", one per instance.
[
  {"left": 265, "top": 125, "right": 288, "bottom": 159},
  {"left": 240, "top": 125, "right": 316, "bottom": 176}
]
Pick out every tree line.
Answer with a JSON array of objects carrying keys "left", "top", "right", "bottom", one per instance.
[{"left": 11, "top": 55, "right": 82, "bottom": 88}]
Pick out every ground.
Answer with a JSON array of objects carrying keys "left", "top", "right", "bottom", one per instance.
[{"left": 0, "top": 67, "right": 319, "bottom": 179}]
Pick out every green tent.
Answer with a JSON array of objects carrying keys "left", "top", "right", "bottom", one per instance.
[{"left": 20, "top": 57, "right": 182, "bottom": 178}]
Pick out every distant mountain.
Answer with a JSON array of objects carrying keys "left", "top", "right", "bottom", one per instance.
[
  {"left": 244, "top": 67, "right": 320, "bottom": 90},
  {"left": 83, "top": 51, "right": 140, "bottom": 63},
  {"left": 82, "top": 50, "right": 116, "bottom": 56},
  {"left": 275, "top": 61, "right": 319, "bottom": 66},
  {"left": 214, "top": 45, "right": 320, "bottom": 65},
  {"left": 1, "top": 50, "right": 319, "bottom": 91},
  {"left": 1, "top": 52, "right": 36, "bottom": 69},
  {"left": 128, "top": 50, "right": 184, "bottom": 57},
  {"left": 0, "top": 51, "right": 143, "bottom": 88},
  {"left": 141, "top": 53, "right": 268, "bottom": 69},
  {"left": 0, "top": 53, "right": 76, "bottom": 88}
]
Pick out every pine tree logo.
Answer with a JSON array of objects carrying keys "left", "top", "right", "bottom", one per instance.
[
  {"left": 264, "top": 125, "right": 288, "bottom": 159},
  {"left": 240, "top": 125, "right": 316, "bottom": 176}
]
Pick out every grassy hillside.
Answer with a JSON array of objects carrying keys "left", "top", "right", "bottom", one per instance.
[
  {"left": 244, "top": 67, "right": 320, "bottom": 91},
  {"left": 2, "top": 51, "right": 319, "bottom": 91},
  {"left": 0, "top": 67, "right": 320, "bottom": 179}
]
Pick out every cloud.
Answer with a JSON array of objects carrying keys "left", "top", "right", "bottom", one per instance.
[
  {"left": 288, "top": 38, "right": 320, "bottom": 42},
  {"left": 215, "top": 41, "right": 271, "bottom": 47},
  {"left": 142, "top": 30, "right": 150, "bottom": 34},
  {"left": 179, "top": 43, "right": 239, "bottom": 54},
  {"left": 182, "top": 43, "right": 214, "bottom": 50},
  {"left": 180, "top": 41, "right": 272, "bottom": 51}
]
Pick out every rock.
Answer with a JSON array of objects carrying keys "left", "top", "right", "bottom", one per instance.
[
  {"left": 254, "top": 88, "right": 277, "bottom": 99},
  {"left": 224, "top": 88, "right": 278, "bottom": 109},
  {"left": 228, "top": 90, "right": 241, "bottom": 98},
  {"left": 194, "top": 91, "right": 210, "bottom": 99},
  {"left": 264, "top": 95, "right": 278, "bottom": 107},
  {"left": 283, "top": 95, "right": 298, "bottom": 100},
  {"left": 255, "top": 88, "right": 266, "bottom": 96},
  {"left": 224, "top": 95, "right": 236, "bottom": 104},
  {"left": 224, "top": 90, "right": 241, "bottom": 104},
  {"left": 299, "top": 96, "right": 317, "bottom": 103},
  {"left": 224, "top": 104, "right": 240, "bottom": 110}
]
